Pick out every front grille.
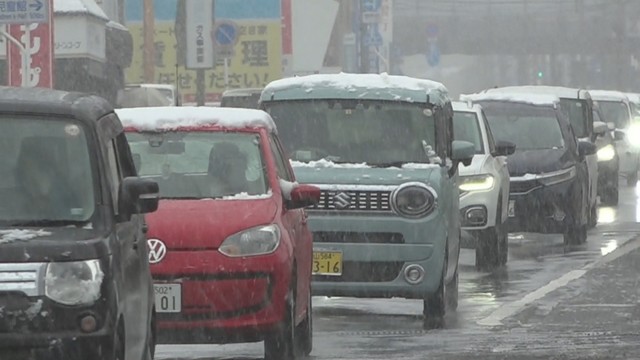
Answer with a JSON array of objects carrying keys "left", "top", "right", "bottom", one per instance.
[
  {"left": 510, "top": 180, "right": 541, "bottom": 194},
  {"left": 314, "top": 262, "right": 403, "bottom": 282},
  {"left": 309, "top": 189, "right": 393, "bottom": 212},
  {"left": 0, "top": 263, "right": 44, "bottom": 297},
  {"left": 314, "top": 232, "right": 404, "bottom": 244}
]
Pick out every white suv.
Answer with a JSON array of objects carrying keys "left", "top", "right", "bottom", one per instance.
[{"left": 453, "top": 101, "right": 514, "bottom": 269}]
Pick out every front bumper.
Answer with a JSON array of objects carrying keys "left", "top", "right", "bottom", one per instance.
[
  {"left": 506, "top": 178, "right": 579, "bottom": 234},
  {"left": 307, "top": 212, "right": 446, "bottom": 299},
  {"left": 150, "top": 248, "right": 292, "bottom": 344},
  {"left": 459, "top": 184, "right": 501, "bottom": 230}
]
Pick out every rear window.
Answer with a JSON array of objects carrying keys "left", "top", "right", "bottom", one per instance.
[{"left": 126, "top": 131, "right": 269, "bottom": 199}]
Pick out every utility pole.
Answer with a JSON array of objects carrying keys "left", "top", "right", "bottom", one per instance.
[{"left": 143, "top": 0, "right": 155, "bottom": 83}]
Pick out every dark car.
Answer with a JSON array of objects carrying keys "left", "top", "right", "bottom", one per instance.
[
  {"left": 462, "top": 92, "right": 596, "bottom": 245},
  {"left": 0, "top": 87, "right": 159, "bottom": 360}
]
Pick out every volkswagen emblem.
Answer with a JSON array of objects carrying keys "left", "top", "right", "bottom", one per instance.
[
  {"left": 147, "top": 239, "right": 167, "bottom": 264},
  {"left": 333, "top": 192, "right": 352, "bottom": 210}
]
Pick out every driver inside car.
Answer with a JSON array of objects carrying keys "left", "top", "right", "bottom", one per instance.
[{"left": 207, "top": 142, "right": 251, "bottom": 197}]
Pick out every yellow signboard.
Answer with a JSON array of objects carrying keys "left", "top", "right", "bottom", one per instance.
[{"left": 126, "top": 20, "right": 282, "bottom": 103}]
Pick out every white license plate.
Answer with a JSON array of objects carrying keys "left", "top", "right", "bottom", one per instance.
[
  {"left": 154, "top": 283, "right": 181, "bottom": 313},
  {"left": 508, "top": 200, "right": 515, "bottom": 217}
]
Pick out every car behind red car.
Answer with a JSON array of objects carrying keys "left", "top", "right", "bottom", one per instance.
[{"left": 116, "top": 106, "right": 320, "bottom": 360}]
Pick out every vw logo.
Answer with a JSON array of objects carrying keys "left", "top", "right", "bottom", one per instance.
[
  {"left": 147, "top": 239, "right": 167, "bottom": 264},
  {"left": 333, "top": 192, "right": 352, "bottom": 210}
]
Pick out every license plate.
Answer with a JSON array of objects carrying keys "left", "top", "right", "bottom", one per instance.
[
  {"left": 508, "top": 200, "right": 516, "bottom": 217},
  {"left": 313, "top": 251, "right": 343, "bottom": 276},
  {"left": 154, "top": 283, "right": 181, "bottom": 313}
]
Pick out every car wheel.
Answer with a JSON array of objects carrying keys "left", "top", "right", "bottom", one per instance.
[
  {"left": 265, "top": 288, "right": 296, "bottom": 360},
  {"left": 564, "top": 224, "right": 587, "bottom": 246},
  {"left": 627, "top": 171, "right": 638, "bottom": 187},
  {"left": 498, "top": 227, "right": 509, "bottom": 266},
  {"left": 445, "top": 269, "right": 459, "bottom": 312},
  {"left": 475, "top": 227, "right": 504, "bottom": 270},
  {"left": 423, "top": 249, "right": 449, "bottom": 328},
  {"left": 295, "top": 292, "right": 313, "bottom": 357},
  {"left": 588, "top": 203, "right": 598, "bottom": 229},
  {"left": 143, "top": 308, "right": 156, "bottom": 360},
  {"left": 114, "top": 321, "right": 125, "bottom": 360},
  {"left": 601, "top": 176, "right": 619, "bottom": 206}
]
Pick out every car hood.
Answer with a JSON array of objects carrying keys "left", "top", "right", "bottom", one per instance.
[
  {"left": 0, "top": 227, "right": 109, "bottom": 263},
  {"left": 292, "top": 164, "right": 440, "bottom": 186},
  {"left": 506, "top": 149, "right": 573, "bottom": 177},
  {"left": 146, "top": 197, "right": 278, "bottom": 250},
  {"left": 458, "top": 154, "right": 489, "bottom": 176}
]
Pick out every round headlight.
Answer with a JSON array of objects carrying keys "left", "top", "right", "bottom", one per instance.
[{"left": 391, "top": 182, "right": 437, "bottom": 218}]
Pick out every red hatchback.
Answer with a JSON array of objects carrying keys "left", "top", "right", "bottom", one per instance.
[{"left": 116, "top": 107, "right": 320, "bottom": 360}]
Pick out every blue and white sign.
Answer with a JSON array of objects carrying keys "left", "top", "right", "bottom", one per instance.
[
  {"left": 214, "top": 22, "right": 237, "bottom": 46},
  {"left": 0, "top": 0, "right": 49, "bottom": 24}
]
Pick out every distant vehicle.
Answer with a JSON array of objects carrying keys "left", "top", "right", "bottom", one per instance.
[
  {"left": 589, "top": 90, "right": 639, "bottom": 186},
  {"left": 482, "top": 86, "right": 600, "bottom": 227},
  {"left": 592, "top": 104, "right": 622, "bottom": 205},
  {"left": 121, "top": 84, "right": 181, "bottom": 107},
  {"left": 453, "top": 101, "right": 514, "bottom": 269},
  {"left": 118, "top": 106, "right": 320, "bottom": 360},
  {"left": 260, "top": 73, "right": 475, "bottom": 326},
  {"left": 0, "top": 87, "right": 159, "bottom": 360},
  {"left": 220, "top": 88, "right": 264, "bottom": 109},
  {"left": 462, "top": 91, "right": 596, "bottom": 246}
]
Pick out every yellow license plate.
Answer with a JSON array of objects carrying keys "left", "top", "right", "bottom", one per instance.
[{"left": 313, "top": 251, "right": 343, "bottom": 276}]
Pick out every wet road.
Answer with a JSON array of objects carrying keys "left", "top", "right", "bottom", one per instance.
[{"left": 155, "top": 180, "right": 640, "bottom": 360}]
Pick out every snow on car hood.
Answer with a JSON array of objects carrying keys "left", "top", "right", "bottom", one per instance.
[
  {"left": 291, "top": 163, "right": 441, "bottom": 186},
  {"left": 0, "top": 229, "right": 52, "bottom": 244},
  {"left": 458, "top": 154, "right": 490, "bottom": 176}
]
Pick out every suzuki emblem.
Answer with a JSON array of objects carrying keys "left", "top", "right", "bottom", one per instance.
[
  {"left": 333, "top": 192, "right": 352, "bottom": 210},
  {"left": 147, "top": 239, "right": 167, "bottom": 264}
]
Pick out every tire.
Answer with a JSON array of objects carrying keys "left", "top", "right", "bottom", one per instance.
[
  {"left": 475, "top": 226, "right": 507, "bottom": 270},
  {"left": 445, "top": 269, "right": 459, "bottom": 312},
  {"left": 627, "top": 171, "right": 638, "bottom": 187},
  {"left": 588, "top": 203, "right": 598, "bottom": 229},
  {"left": 114, "top": 321, "right": 125, "bottom": 360},
  {"left": 601, "top": 175, "right": 619, "bottom": 206},
  {"left": 265, "top": 289, "right": 296, "bottom": 360},
  {"left": 564, "top": 224, "right": 587, "bottom": 246},
  {"left": 295, "top": 293, "right": 313, "bottom": 357},
  {"left": 143, "top": 308, "right": 156, "bottom": 360}
]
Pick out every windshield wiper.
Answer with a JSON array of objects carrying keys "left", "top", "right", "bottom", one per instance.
[{"left": 4, "top": 220, "right": 90, "bottom": 228}]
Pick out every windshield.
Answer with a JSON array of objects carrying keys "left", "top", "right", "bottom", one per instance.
[
  {"left": 0, "top": 118, "right": 95, "bottom": 225},
  {"left": 453, "top": 111, "right": 484, "bottom": 154},
  {"left": 559, "top": 98, "right": 588, "bottom": 137},
  {"left": 594, "top": 100, "right": 630, "bottom": 129},
  {"left": 264, "top": 100, "right": 435, "bottom": 166},
  {"left": 221, "top": 94, "right": 261, "bottom": 109},
  {"left": 478, "top": 102, "right": 564, "bottom": 150},
  {"left": 126, "top": 132, "right": 269, "bottom": 199}
]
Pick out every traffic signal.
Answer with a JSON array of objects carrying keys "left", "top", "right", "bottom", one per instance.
[{"left": 537, "top": 71, "right": 544, "bottom": 78}]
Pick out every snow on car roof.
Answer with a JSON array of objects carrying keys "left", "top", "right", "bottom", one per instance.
[
  {"left": 626, "top": 93, "right": 640, "bottom": 104},
  {"left": 452, "top": 101, "right": 482, "bottom": 112},
  {"left": 262, "top": 72, "right": 450, "bottom": 105},
  {"left": 116, "top": 107, "right": 277, "bottom": 132},
  {"left": 588, "top": 90, "right": 630, "bottom": 102},
  {"left": 460, "top": 91, "right": 560, "bottom": 106},
  {"left": 485, "top": 86, "right": 588, "bottom": 100}
]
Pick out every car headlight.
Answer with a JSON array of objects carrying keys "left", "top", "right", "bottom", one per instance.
[
  {"left": 459, "top": 174, "right": 495, "bottom": 192},
  {"left": 536, "top": 167, "right": 576, "bottom": 186},
  {"left": 45, "top": 259, "right": 104, "bottom": 306},
  {"left": 219, "top": 225, "right": 281, "bottom": 257},
  {"left": 627, "top": 124, "right": 640, "bottom": 147},
  {"left": 391, "top": 182, "right": 437, "bottom": 218},
  {"left": 597, "top": 144, "right": 616, "bottom": 162}
]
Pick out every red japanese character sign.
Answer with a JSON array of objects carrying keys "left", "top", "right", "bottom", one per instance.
[{"left": 6, "top": 0, "right": 54, "bottom": 88}]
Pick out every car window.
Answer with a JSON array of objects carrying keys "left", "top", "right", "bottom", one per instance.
[
  {"left": 126, "top": 131, "right": 269, "bottom": 199},
  {"left": 453, "top": 111, "right": 484, "bottom": 154},
  {"left": 594, "top": 100, "right": 630, "bottom": 129},
  {"left": 559, "top": 99, "right": 589, "bottom": 138},
  {"left": 106, "top": 140, "right": 122, "bottom": 213},
  {"left": 0, "top": 117, "right": 96, "bottom": 224},
  {"left": 482, "top": 111, "right": 497, "bottom": 155},
  {"left": 269, "top": 135, "right": 293, "bottom": 181}
]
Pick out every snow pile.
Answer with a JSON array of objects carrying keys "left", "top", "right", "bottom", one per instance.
[
  {"left": 290, "top": 159, "right": 371, "bottom": 168},
  {"left": 400, "top": 163, "right": 441, "bottom": 169},
  {"left": 116, "top": 107, "right": 277, "bottom": 132},
  {"left": 461, "top": 92, "right": 560, "bottom": 106},
  {"left": 588, "top": 90, "right": 630, "bottom": 102},
  {"left": 54, "top": 0, "right": 109, "bottom": 20},
  {"left": 221, "top": 191, "right": 273, "bottom": 201},
  {"left": 486, "top": 86, "right": 587, "bottom": 100},
  {"left": 279, "top": 179, "right": 299, "bottom": 200},
  {"left": 265, "top": 72, "right": 447, "bottom": 94},
  {"left": 0, "top": 229, "right": 51, "bottom": 244}
]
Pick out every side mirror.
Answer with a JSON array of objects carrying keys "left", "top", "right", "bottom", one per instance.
[
  {"left": 119, "top": 177, "right": 159, "bottom": 221},
  {"left": 614, "top": 130, "right": 626, "bottom": 141},
  {"left": 287, "top": 184, "right": 321, "bottom": 210},
  {"left": 607, "top": 122, "right": 616, "bottom": 131},
  {"left": 493, "top": 140, "right": 516, "bottom": 156},
  {"left": 452, "top": 140, "right": 475, "bottom": 168},
  {"left": 578, "top": 141, "right": 597, "bottom": 158},
  {"left": 593, "top": 121, "right": 608, "bottom": 136}
]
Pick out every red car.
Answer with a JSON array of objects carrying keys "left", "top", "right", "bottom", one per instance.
[{"left": 116, "top": 107, "right": 320, "bottom": 360}]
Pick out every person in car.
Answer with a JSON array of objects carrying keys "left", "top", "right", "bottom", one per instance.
[{"left": 207, "top": 142, "right": 251, "bottom": 196}]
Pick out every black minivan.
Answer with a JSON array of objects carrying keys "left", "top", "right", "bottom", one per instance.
[
  {"left": 462, "top": 92, "right": 597, "bottom": 245},
  {"left": 0, "top": 87, "right": 159, "bottom": 360}
]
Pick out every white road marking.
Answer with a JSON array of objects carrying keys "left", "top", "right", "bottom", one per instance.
[{"left": 477, "top": 235, "right": 640, "bottom": 327}]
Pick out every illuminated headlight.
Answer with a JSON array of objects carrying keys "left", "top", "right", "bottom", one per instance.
[
  {"left": 391, "top": 182, "right": 437, "bottom": 218},
  {"left": 627, "top": 124, "right": 640, "bottom": 147},
  {"left": 537, "top": 167, "right": 576, "bottom": 186},
  {"left": 597, "top": 144, "right": 616, "bottom": 162},
  {"left": 45, "top": 260, "right": 104, "bottom": 306},
  {"left": 459, "top": 174, "right": 495, "bottom": 192},
  {"left": 219, "top": 225, "right": 280, "bottom": 257}
]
